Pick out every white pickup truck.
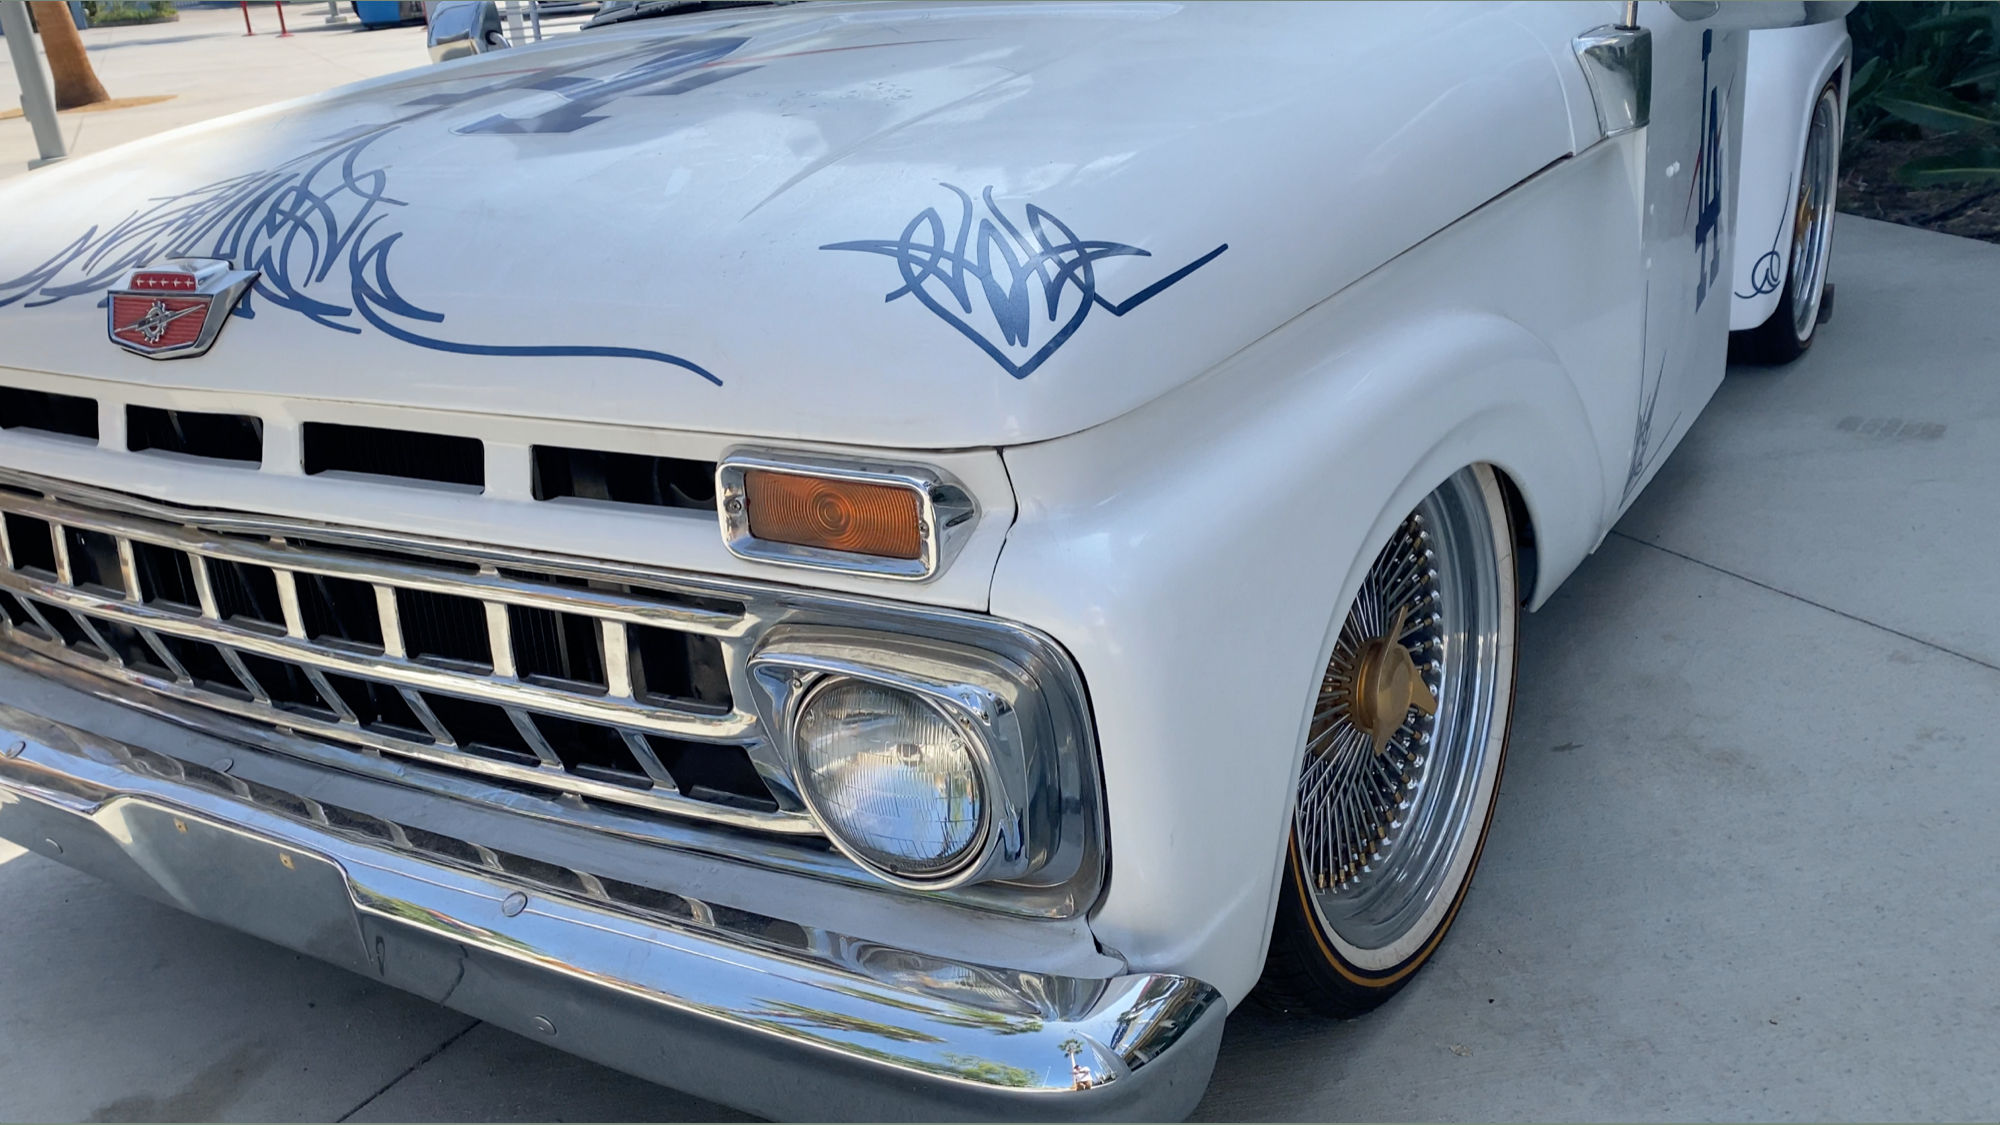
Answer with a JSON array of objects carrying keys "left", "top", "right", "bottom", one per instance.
[{"left": 0, "top": 2, "right": 1850, "bottom": 1118}]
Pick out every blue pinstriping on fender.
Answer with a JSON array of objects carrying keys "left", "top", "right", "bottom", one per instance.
[{"left": 823, "top": 184, "right": 1228, "bottom": 380}]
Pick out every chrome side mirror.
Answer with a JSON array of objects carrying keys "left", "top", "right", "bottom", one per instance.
[
  {"left": 428, "top": 0, "right": 508, "bottom": 63},
  {"left": 1574, "top": 24, "right": 1652, "bottom": 137}
]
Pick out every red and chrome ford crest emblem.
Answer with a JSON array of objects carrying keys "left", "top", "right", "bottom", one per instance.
[{"left": 106, "top": 259, "right": 258, "bottom": 359}]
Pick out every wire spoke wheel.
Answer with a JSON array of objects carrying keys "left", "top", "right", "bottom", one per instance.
[
  {"left": 1262, "top": 466, "right": 1516, "bottom": 1013},
  {"left": 1789, "top": 83, "right": 1840, "bottom": 343},
  {"left": 1732, "top": 78, "right": 1843, "bottom": 366}
]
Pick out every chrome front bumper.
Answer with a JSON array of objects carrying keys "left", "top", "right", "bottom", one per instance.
[{"left": 0, "top": 699, "right": 1224, "bottom": 1121}]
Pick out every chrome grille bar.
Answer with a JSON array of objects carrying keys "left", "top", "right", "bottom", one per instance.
[
  {"left": 0, "top": 490, "right": 748, "bottom": 637},
  {"left": 0, "top": 624, "right": 804, "bottom": 829},
  {"left": 0, "top": 483, "right": 809, "bottom": 837},
  {"left": 0, "top": 465, "right": 1109, "bottom": 918},
  {"left": 375, "top": 583, "right": 405, "bottom": 658},
  {"left": 0, "top": 571, "right": 754, "bottom": 739}
]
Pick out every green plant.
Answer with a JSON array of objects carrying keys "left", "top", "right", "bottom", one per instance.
[
  {"left": 1846, "top": 1, "right": 2000, "bottom": 185},
  {"left": 80, "top": 1, "right": 177, "bottom": 24}
]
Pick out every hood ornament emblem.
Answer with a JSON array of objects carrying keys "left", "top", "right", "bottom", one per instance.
[{"left": 107, "top": 259, "right": 258, "bottom": 359}]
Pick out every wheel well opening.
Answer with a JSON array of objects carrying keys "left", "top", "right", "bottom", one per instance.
[{"left": 1489, "top": 466, "right": 1537, "bottom": 608}]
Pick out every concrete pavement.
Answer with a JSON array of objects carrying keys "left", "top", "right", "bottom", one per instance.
[
  {"left": 1, "top": 3, "right": 608, "bottom": 181},
  {"left": 1191, "top": 217, "right": 2000, "bottom": 1121},
  {"left": 2, "top": 216, "right": 1996, "bottom": 1120},
  {"left": 1, "top": 4, "right": 432, "bottom": 180}
]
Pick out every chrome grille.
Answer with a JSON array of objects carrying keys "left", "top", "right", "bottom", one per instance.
[{"left": 0, "top": 478, "right": 816, "bottom": 836}]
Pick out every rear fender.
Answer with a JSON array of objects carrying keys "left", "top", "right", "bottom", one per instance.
[{"left": 1730, "top": 21, "right": 1852, "bottom": 330}]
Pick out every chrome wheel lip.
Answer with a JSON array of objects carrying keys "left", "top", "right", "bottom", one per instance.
[
  {"left": 1790, "top": 84, "right": 1841, "bottom": 343},
  {"left": 1293, "top": 468, "right": 1514, "bottom": 972}
]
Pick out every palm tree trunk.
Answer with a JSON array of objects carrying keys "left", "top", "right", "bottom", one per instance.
[{"left": 28, "top": 2, "right": 109, "bottom": 110}]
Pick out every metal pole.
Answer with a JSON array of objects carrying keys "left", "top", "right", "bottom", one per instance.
[
  {"left": 0, "top": 0, "right": 66, "bottom": 168},
  {"left": 528, "top": 0, "right": 541, "bottom": 44},
  {"left": 503, "top": 0, "right": 525, "bottom": 46},
  {"left": 276, "top": 1, "right": 291, "bottom": 36},
  {"left": 324, "top": 0, "right": 344, "bottom": 23},
  {"left": 240, "top": 0, "right": 254, "bottom": 35}
]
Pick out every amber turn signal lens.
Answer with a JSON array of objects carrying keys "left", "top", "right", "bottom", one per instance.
[{"left": 743, "top": 470, "right": 923, "bottom": 560}]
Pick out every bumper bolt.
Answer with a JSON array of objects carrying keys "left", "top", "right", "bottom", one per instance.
[
  {"left": 2, "top": 741, "right": 23, "bottom": 758},
  {"left": 216, "top": 757, "right": 234, "bottom": 773},
  {"left": 501, "top": 891, "right": 528, "bottom": 917},
  {"left": 531, "top": 1015, "right": 555, "bottom": 1035},
  {"left": 43, "top": 837, "right": 61, "bottom": 855}
]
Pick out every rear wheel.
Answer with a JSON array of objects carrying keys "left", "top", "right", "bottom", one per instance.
[
  {"left": 1258, "top": 465, "right": 1518, "bottom": 1016},
  {"left": 1732, "top": 79, "right": 1842, "bottom": 366}
]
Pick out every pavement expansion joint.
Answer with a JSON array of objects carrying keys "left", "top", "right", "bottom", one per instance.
[{"left": 1609, "top": 529, "right": 2000, "bottom": 676}]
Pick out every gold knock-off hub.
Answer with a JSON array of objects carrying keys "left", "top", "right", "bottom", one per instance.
[{"left": 1346, "top": 605, "right": 1439, "bottom": 755}]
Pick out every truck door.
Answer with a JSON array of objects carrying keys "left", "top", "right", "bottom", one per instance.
[{"left": 1620, "top": 13, "right": 1748, "bottom": 511}]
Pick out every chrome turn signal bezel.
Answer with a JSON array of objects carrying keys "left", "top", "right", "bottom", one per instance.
[{"left": 715, "top": 450, "right": 977, "bottom": 582}]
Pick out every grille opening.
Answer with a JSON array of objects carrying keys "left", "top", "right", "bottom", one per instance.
[
  {"left": 535, "top": 714, "right": 652, "bottom": 789},
  {"left": 709, "top": 904, "right": 810, "bottom": 951},
  {"left": 321, "top": 673, "right": 429, "bottom": 739},
  {"left": 0, "top": 591, "right": 41, "bottom": 633},
  {"left": 489, "top": 849, "right": 589, "bottom": 895},
  {"left": 155, "top": 635, "right": 252, "bottom": 699},
  {"left": 498, "top": 567, "right": 746, "bottom": 618},
  {"left": 596, "top": 876, "right": 698, "bottom": 922},
  {"left": 41, "top": 605, "right": 93, "bottom": 650},
  {"left": 131, "top": 541, "right": 200, "bottom": 609},
  {"left": 208, "top": 558, "right": 285, "bottom": 631},
  {"left": 179, "top": 760, "right": 235, "bottom": 792},
  {"left": 4, "top": 513, "right": 57, "bottom": 574},
  {"left": 646, "top": 737, "right": 777, "bottom": 812},
  {"left": 235, "top": 652, "right": 338, "bottom": 718},
  {"left": 319, "top": 803, "right": 400, "bottom": 843},
  {"left": 79, "top": 614, "right": 173, "bottom": 677},
  {"left": 239, "top": 778, "right": 316, "bottom": 821},
  {"left": 292, "top": 537, "right": 480, "bottom": 576},
  {"left": 420, "top": 693, "right": 539, "bottom": 766},
  {"left": 400, "top": 825, "right": 487, "bottom": 868},
  {"left": 397, "top": 589, "right": 492, "bottom": 669},
  {"left": 62, "top": 527, "right": 124, "bottom": 593},
  {"left": 126, "top": 406, "right": 263, "bottom": 464},
  {"left": 500, "top": 566, "right": 592, "bottom": 590},
  {"left": 297, "top": 572, "right": 384, "bottom": 651},
  {"left": 530, "top": 446, "right": 716, "bottom": 511},
  {"left": 302, "top": 423, "right": 484, "bottom": 490},
  {"left": 0, "top": 387, "right": 98, "bottom": 440},
  {"left": 509, "top": 605, "right": 606, "bottom": 692},
  {"left": 629, "top": 626, "right": 732, "bottom": 710}
]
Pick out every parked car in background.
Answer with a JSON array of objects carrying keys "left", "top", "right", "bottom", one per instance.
[
  {"left": 351, "top": 1, "right": 427, "bottom": 29},
  {"left": 0, "top": 2, "right": 1852, "bottom": 1118}
]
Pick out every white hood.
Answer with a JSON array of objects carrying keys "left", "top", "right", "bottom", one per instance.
[{"left": 0, "top": 1, "right": 1586, "bottom": 448}]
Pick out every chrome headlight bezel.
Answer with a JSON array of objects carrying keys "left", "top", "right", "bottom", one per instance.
[{"left": 748, "top": 627, "right": 1082, "bottom": 893}]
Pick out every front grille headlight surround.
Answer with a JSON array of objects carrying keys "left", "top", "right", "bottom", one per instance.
[{"left": 749, "top": 627, "right": 1076, "bottom": 892}]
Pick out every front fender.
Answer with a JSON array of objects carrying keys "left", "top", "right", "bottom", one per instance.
[
  {"left": 993, "top": 309, "right": 1602, "bottom": 1000},
  {"left": 1730, "top": 20, "right": 1852, "bottom": 330},
  {"left": 989, "top": 141, "right": 1657, "bottom": 1000}
]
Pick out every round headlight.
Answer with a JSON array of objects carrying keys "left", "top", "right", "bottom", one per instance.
[{"left": 793, "top": 677, "right": 987, "bottom": 880}]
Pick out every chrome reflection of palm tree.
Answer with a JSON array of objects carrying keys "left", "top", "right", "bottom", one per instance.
[{"left": 1058, "top": 1037, "right": 1093, "bottom": 1090}]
